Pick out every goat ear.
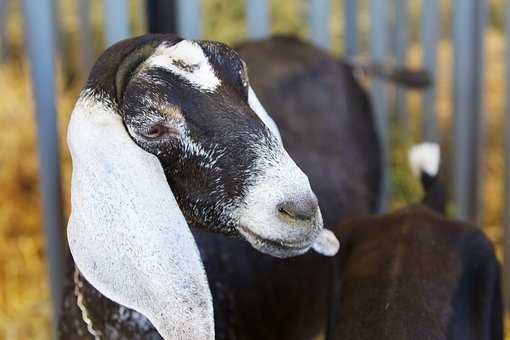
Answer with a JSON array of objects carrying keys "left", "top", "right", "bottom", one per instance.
[
  {"left": 84, "top": 35, "right": 182, "bottom": 106},
  {"left": 67, "top": 37, "right": 215, "bottom": 338},
  {"left": 115, "top": 44, "right": 158, "bottom": 103}
]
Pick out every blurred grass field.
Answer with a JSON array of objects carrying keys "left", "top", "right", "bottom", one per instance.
[{"left": 0, "top": 0, "right": 508, "bottom": 338}]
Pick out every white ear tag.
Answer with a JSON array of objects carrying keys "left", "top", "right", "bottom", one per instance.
[{"left": 312, "top": 229, "right": 340, "bottom": 256}]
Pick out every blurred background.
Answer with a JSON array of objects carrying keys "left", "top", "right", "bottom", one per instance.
[{"left": 0, "top": 0, "right": 509, "bottom": 338}]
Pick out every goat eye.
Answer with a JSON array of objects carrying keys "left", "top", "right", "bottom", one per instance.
[{"left": 141, "top": 124, "right": 167, "bottom": 139}]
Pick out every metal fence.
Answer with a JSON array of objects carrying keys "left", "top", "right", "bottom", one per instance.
[{"left": 4, "top": 0, "right": 508, "bottom": 332}]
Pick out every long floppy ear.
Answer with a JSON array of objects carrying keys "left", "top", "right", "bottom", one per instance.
[{"left": 67, "top": 37, "right": 214, "bottom": 340}]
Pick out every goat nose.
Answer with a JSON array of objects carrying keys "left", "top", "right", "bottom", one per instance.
[{"left": 277, "top": 194, "right": 318, "bottom": 222}]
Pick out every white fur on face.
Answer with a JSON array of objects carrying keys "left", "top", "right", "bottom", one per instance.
[
  {"left": 408, "top": 142, "right": 440, "bottom": 177},
  {"left": 146, "top": 40, "right": 221, "bottom": 92},
  {"left": 236, "top": 145, "right": 328, "bottom": 258},
  {"left": 67, "top": 94, "right": 214, "bottom": 340},
  {"left": 248, "top": 86, "right": 282, "bottom": 142}
]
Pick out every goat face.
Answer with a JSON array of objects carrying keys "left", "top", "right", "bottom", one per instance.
[{"left": 101, "top": 36, "right": 324, "bottom": 257}]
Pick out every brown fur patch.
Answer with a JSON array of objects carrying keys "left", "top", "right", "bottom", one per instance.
[{"left": 160, "top": 104, "right": 183, "bottom": 120}]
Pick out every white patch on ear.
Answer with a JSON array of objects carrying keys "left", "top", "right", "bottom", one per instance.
[
  {"left": 67, "top": 94, "right": 214, "bottom": 340},
  {"left": 146, "top": 40, "right": 221, "bottom": 92},
  {"left": 408, "top": 142, "right": 440, "bottom": 177},
  {"left": 248, "top": 86, "right": 282, "bottom": 142}
]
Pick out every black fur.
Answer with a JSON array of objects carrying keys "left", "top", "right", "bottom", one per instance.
[
  {"left": 84, "top": 34, "right": 181, "bottom": 107},
  {"left": 333, "top": 205, "right": 503, "bottom": 340},
  {"left": 346, "top": 60, "right": 432, "bottom": 89},
  {"left": 85, "top": 34, "right": 279, "bottom": 235},
  {"left": 121, "top": 62, "right": 277, "bottom": 234},
  {"left": 421, "top": 171, "right": 448, "bottom": 214}
]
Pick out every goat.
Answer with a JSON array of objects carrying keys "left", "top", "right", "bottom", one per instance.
[
  {"left": 331, "top": 144, "right": 503, "bottom": 340},
  {"left": 61, "top": 34, "right": 338, "bottom": 339},
  {"left": 60, "top": 36, "right": 437, "bottom": 339}
]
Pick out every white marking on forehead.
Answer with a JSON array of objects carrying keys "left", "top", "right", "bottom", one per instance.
[
  {"left": 146, "top": 40, "right": 221, "bottom": 92},
  {"left": 248, "top": 86, "right": 282, "bottom": 142}
]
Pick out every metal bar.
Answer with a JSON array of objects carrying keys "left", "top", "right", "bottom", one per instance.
[
  {"left": 309, "top": 0, "right": 330, "bottom": 49},
  {"left": 147, "top": 0, "right": 177, "bottom": 34},
  {"left": 370, "top": 0, "right": 390, "bottom": 211},
  {"left": 452, "top": 0, "right": 487, "bottom": 222},
  {"left": 421, "top": 0, "right": 439, "bottom": 142},
  {"left": 77, "top": 0, "right": 95, "bottom": 79},
  {"left": 22, "top": 0, "right": 65, "bottom": 336},
  {"left": 470, "top": 0, "right": 487, "bottom": 225},
  {"left": 344, "top": 0, "right": 358, "bottom": 56},
  {"left": 104, "top": 0, "right": 130, "bottom": 47},
  {"left": 246, "top": 0, "right": 270, "bottom": 40},
  {"left": 176, "top": 0, "right": 202, "bottom": 39},
  {"left": 53, "top": 0, "right": 74, "bottom": 85},
  {"left": 505, "top": 0, "right": 510, "bottom": 314},
  {"left": 0, "top": 0, "right": 8, "bottom": 60},
  {"left": 394, "top": 0, "right": 408, "bottom": 126},
  {"left": 452, "top": 0, "right": 473, "bottom": 221}
]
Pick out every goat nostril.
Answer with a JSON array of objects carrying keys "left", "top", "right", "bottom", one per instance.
[
  {"left": 277, "top": 196, "right": 318, "bottom": 222},
  {"left": 278, "top": 206, "right": 295, "bottom": 219}
]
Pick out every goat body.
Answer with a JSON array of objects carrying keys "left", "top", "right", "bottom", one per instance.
[{"left": 334, "top": 205, "right": 502, "bottom": 340}]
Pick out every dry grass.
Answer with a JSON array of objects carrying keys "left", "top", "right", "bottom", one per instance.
[
  {"left": 0, "top": 0, "right": 508, "bottom": 339},
  {"left": 0, "top": 57, "right": 51, "bottom": 339}
]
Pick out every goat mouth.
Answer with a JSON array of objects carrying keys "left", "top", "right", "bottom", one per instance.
[{"left": 237, "top": 225, "right": 318, "bottom": 256}]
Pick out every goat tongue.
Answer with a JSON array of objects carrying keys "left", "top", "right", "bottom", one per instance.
[{"left": 312, "top": 229, "right": 339, "bottom": 256}]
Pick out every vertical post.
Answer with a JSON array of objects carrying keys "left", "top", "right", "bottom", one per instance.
[
  {"left": 504, "top": 0, "right": 510, "bottom": 314},
  {"left": 147, "top": 0, "right": 177, "bottom": 34},
  {"left": 344, "top": 0, "right": 358, "bottom": 57},
  {"left": 104, "top": 0, "right": 130, "bottom": 47},
  {"left": 452, "top": 0, "right": 487, "bottom": 223},
  {"left": 309, "top": 0, "right": 330, "bottom": 49},
  {"left": 452, "top": 1, "right": 471, "bottom": 220},
  {"left": 394, "top": 0, "right": 408, "bottom": 127},
  {"left": 176, "top": 0, "right": 202, "bottom": 39},
  {"left": 22, "top": 0, "right": 65, "bottom": 336},
  {"left": 246, "top": 0, "right": 270, "bottom": 40},
  {"left": 422, "top": 0, "right": 439, "bottom": 142},
  {"left": 0, "top": 0, "right": 8, "bottom": 61},
  {"left": 77, "top": 0, "right": 95, "bottom": 79},
  {"left": 470, "top": 0, "right": 487, "bottom": 226},
  {"left": 134, "top": 0, "right": 148, "bottom": 34},
  {"left": 53, "top": 0, "right": 74, "bottom": 85},
  {"left": 370, "top": 0, "right": 390, "bottom": 211}
]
